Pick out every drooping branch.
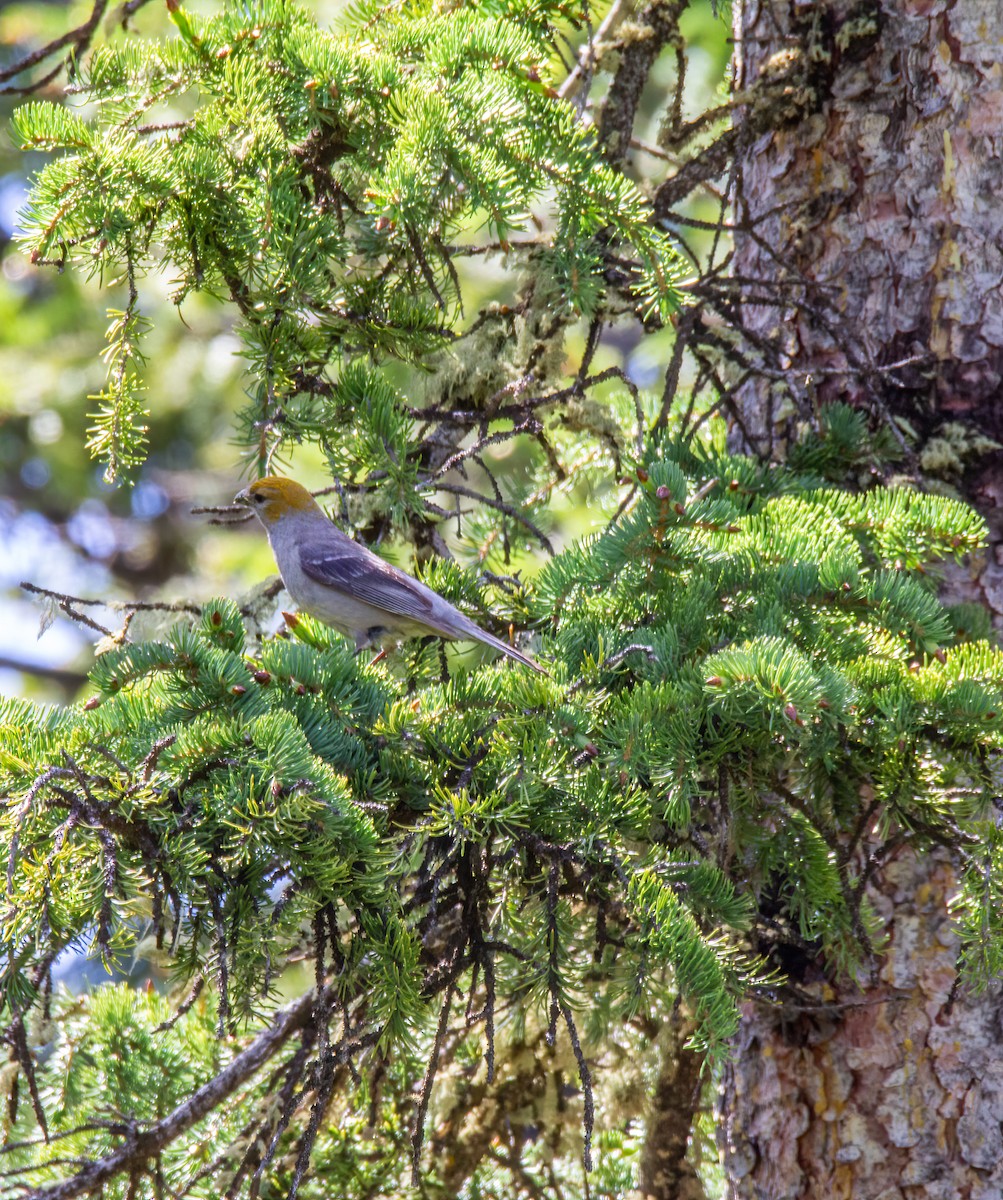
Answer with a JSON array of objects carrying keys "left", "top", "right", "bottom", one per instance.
[{"left": 17, "top": 989, "right": 327, "bottom": 1200}]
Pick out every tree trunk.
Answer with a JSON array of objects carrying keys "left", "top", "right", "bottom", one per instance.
[
  {"left": 724, "top": 0, "right": 1003, "bottom": 1195},
  {"left": 731, "top": 0, "right": 1003, "bottom": 471},
  {"left": 724, "top": 848, "right": 1003, "bottom": 1198}
]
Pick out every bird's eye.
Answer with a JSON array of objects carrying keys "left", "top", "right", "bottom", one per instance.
[{"left": 253, "top": 493, "right": 265, "bottom": 504}]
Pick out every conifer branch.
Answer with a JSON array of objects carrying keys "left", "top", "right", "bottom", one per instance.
[
  {"left": 599, "top": 0, "right": 686, "bottom": 163},
  {"left": 0, "top": 1, "right": 154, "bottom": 96},
  {"left": 411, "top": 982, "right": 455, "bottom": 1186},
  {"left": 6, "top": 3, "right": 1003, "bottom": 1194},
  {"left": 12, "top": 990, "right": 341, "bottom": 1200}
]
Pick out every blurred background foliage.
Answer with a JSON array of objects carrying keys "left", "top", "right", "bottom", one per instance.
[{"left": 0, "top": 0, "right": 730, "bottom": 705}]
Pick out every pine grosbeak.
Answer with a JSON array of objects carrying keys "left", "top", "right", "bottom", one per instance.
[{"left": 235, "top": 476, "right": 543, "bottom": 672}]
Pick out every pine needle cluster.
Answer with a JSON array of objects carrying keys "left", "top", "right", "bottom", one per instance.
[
  {"left": 3, "top": 411, "right": 1002, "bottom": 1195},
  {"left": 13, "top": 0, "right": 682, "bottom": 486}
]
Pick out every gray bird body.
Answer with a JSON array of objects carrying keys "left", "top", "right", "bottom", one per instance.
[{"left": 239, "top": 486, "right": 543, "bottom": 673}]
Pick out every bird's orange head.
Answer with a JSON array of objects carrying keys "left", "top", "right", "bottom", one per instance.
[{"left": 234, "top": 476, "right": 323, "bottom": 523}]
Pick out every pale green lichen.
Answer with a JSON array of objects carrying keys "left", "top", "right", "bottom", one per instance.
[
  {"left": 920, "top": 421, "right": 1000, "bottom": 479},
  {"left": 835, "top": 14, "right": 878, "bottom": 54}
]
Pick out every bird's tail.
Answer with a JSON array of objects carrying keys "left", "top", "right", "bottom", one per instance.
[{"left": 469, "top": 625, "right": 547, "bottom": 674}]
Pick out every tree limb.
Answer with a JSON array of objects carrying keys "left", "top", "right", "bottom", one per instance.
[{"left": 15, "top": 989, "right": 347, "bottom": 1200}]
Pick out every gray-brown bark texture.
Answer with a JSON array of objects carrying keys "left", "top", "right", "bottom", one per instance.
[
  {"left": 725, "top": 1, "right": 1003, "bottom": 1196},
  {"left": 724, "top": 849, "right": 1003, "bottom": 1199},
  {"left": 732, "top": 0, "right": 1003, "bottom": 485}
]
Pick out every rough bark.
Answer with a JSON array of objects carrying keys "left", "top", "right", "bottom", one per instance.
[
  {"left": 731, "top": 0, "right": 1003, "bottom": 485},
  {"left": 724, "top": 1, "right": 1003, "bottom": 1196},
  {"left": 724, "top": 849, "right": 1003, "bottom": 1200}
]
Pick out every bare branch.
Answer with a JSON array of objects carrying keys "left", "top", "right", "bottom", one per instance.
[
  {"left": 14, "top": 990, "right": 338, "bottom": 1200},
  {"left": 0, "top": 0, "right": 156, "bottom": 96},
  {"left": 433, "top": 483, "right": 555, "bottom": 555},
  {"left": 598, "top": 0, "right": 686, "bottom": 163}
]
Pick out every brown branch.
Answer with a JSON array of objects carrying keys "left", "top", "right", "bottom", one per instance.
[
  {"left": 0, "top": 657, "right": 87, "bottom": 691},
  {"left": 0, "top": 0, "right": 107, "bottom": 88},
  {"left": 558, "top": 0, "right": 633, "bottom": 104},
  {"left": 411, "top": 983, "right": 455, "bottom": 1185},
  {"left": 16, "top": 990, "right": 327, "bottom": 1200},
  {"left": 598, "top": 0, "right": 686, "bottom": 163},
  {"left": 0, "top": 0, "right": 155, "bottom": 95},
  {"left": 653, "top": 128, "right": 741, "bottom": 216},
  {"left": 432, "top": 483, "right": 554, "bottom": 554},
  {"left": 19, "top": 583, "right": 113, "bottom": 637},
  {"left": 637, "top": 1006, "right": 708, "bottom": 1200},
  {"left": 19, "top": 582, "right": 201, "bottom": 620},
  {"left": 9, "top": 1014, "right": 49, "bottom": 1143}
]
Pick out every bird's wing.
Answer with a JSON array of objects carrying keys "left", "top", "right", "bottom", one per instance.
[{"left": 299, "top": 540, "right": 445, "bottom": 628}]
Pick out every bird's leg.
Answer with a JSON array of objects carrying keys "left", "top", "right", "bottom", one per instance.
[
  {"left": 355, "top": 628, "right": 389, "bottom": 668},
  {"left": 436, "top": 639, "right": 449, "bottom": 684}
]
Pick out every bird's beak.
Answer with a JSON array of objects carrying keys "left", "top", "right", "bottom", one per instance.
[{"left": 233, "top": 487, "right": 252, "bottom": 507}]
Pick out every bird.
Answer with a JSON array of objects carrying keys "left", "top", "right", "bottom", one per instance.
[{"left": 234, "top": 476, "right": 545, "bottom": 673}]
